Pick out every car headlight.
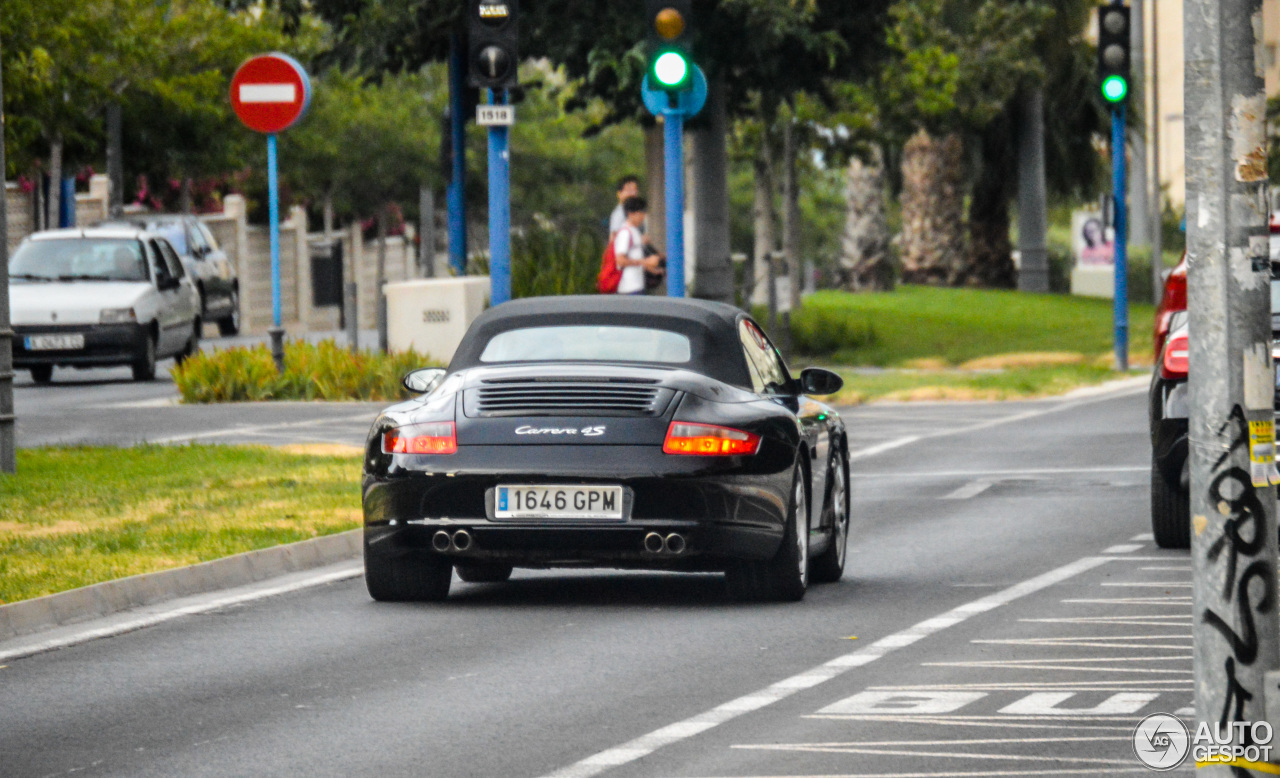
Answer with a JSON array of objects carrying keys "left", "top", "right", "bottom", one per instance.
[{"left": 100, "top": 308, "right": 137, "bottom": 324}]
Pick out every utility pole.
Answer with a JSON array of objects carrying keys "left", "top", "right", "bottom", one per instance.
[
  {"left": 1186, "top": 1, "right": 1280, "bottom": 773},
  {"left": 0, "top": 22, "right": 15, "bottom": 474},
  {"left": 1128, "top": 0, "right": 1150, "bottom": 248},
  {"left": 1150, "top": 0, "right": 1163, "bottom": 303}
]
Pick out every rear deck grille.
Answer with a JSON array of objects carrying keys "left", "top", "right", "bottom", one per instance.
[{"left": 470, "top": 382, "right": 673, "bottom": 417}]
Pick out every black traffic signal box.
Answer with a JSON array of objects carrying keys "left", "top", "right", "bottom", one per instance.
[{"left": 468, "top": 0, "right": 520, "bottom": 91}]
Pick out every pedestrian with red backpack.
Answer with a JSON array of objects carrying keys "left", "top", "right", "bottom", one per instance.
[{"left": 598, "top": 197, "right": 663, "bottom": 294}]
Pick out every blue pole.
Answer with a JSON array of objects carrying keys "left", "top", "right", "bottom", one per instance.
[
  {"left": 664, "top": 113, "right": 685, "bottom": 298},
  {"left": 488, "top": 90, "right": 512, "bottom": 305},
  {"left": 1111, "top": 105, "right": 1129, "bottom": 371},
  {"left": 267, "top": 133, "right": 282, "bottom": 328},
  {"left": 447, "top": 35, "right": 468, "bottom": 275}
]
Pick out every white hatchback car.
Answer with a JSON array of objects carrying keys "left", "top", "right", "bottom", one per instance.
[{"left": 9, "top": 228, "right": 202, "bottom": 382}]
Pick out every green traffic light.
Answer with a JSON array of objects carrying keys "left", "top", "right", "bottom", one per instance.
[
  {"left": 654, "top": 51, "right": 689, "bottom": 88},
  {"left": 1101, "top": 74, "right": 1129, "bottom": 103}
]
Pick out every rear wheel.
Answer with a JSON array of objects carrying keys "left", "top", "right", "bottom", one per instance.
[
  {"left": 131, "top": 332, "right": 157, "bottom": 382},
  {"left": 810, "top": 448, "right": 849, "bottom": 584},
  {"left": 364, "top": 546, "right": 453, "bottom": 602},
  {"left": 29, "top": 365, "right": 53, "bottom": 384},
  {"left": 1151, "top": 454, "right": 1190, "bottom": 549},
  {"left": 727, "top": 464, "right": 809, "bottom": 602},
  {"left": 455, "top": 562, "right": 514, "bottom": 583},
  {"left": 217, "top": 289, "right": 241, "bottom": 337},
  {"left": 174, "top": 320, "right": 200, "bottom": 367}
]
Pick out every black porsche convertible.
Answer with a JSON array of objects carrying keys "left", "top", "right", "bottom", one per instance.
[{"left": 362, "top": 296, "right": 851, "bottom": 602}]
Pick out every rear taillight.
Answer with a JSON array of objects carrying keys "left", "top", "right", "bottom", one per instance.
[
  {"left": 1161, "top": 333, "right": 1189, "bottom": 380},
  {"left": 663, "top": 422, "right": 761, "bottom": 456},
  {"left": 383, "top": 422, "right": 457, "bottom": 455}
]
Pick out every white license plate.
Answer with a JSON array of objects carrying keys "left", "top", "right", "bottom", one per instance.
[
  {"left": 26, "top": 334, "right": 84, "bottom": 351},
  {"left": 495, "top": 485, "right": 624, "bottom": 521}
]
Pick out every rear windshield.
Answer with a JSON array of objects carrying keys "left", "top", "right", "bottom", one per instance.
[
  {"left": 149, "top": 223, "right": 188, "bottom": 255},
  {"left": 9, "top": 238, "right": 149, "bottom": 282},
  {"left": 479, "top": 326, "right": 692, "bottom": 364}
]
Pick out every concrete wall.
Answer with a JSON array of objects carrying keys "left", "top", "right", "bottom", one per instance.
[{"left": 6, "top": 174, "right": 112, "bottom": 252}]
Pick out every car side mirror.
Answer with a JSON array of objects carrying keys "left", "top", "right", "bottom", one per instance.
[
  {"left": 157, "top": 276, "right": 180, "bottom": 291},
  {"left": 402, "top": 368, "right": 447, "bottom": 395},
  {"left": 798, "top": 368, "right": 843, "bottom": 397}
]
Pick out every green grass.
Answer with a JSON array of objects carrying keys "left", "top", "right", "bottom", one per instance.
[
  {"left": 783, "top": 286, "right": 1155, "bottom": 367},
  {"left": 0, "top": 445, "right": 362, "bottom": 604},
  {"left": 173, "top": 340, "right": 441, "bottom": 403},
  {"left": 768, "top": 286, "right": 1155, "bottom": 405}
]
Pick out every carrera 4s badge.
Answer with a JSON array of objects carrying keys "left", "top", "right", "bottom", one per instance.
[{"left": 515, "top": 426, "right": 607, "bottom": 437}]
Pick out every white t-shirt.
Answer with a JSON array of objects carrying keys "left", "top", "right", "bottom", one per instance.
[{"left": 614, "top": 224, "right": 646, "bottom": 295}]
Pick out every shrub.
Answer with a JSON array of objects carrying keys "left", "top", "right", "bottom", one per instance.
[
  {"left": 789, "top": 304, "right": 877, "bottom": 356},
  {"left": 173, "top": 340, "right": 442, "bottom": 403},
  {"left": 468, "top": 226, "right": 604, "bottom": 299}
]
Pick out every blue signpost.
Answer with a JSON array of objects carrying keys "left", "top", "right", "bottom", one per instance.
[
  {"left": 230, "top": 53, "right": 311, "bottom": 371},
  {"left": 641, "top": 66, "right": 707, "bottom": 298},
  {"left": 485, "top": 91, "right": 513, "bottom": 305},
  {"left": 1111, "top": 105, "right": 1128, "bottom": 372}
]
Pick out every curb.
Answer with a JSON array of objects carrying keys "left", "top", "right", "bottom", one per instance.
[{"left": 0, "top": 530, "right": 362, "bottom": 642}]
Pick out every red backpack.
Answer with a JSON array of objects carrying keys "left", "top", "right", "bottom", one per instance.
[{"left": 596, "top": 241, "right": 622, "bottom": 294}]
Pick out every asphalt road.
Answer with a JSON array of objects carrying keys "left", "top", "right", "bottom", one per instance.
[{"left": 0, "top": 382, "right": 1191, "bottom": 777}]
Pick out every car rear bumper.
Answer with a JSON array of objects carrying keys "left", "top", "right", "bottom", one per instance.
[
  {"left": 363, "top": 447, "right": 795, "bottom": 569},
  {"left": 13, "top": 323, "right": 147, "bottom": 368}
]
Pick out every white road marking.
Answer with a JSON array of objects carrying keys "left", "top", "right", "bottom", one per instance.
[
  {"left": 997, "top": 692, "right": 1159, "bottom": 715},
  {"left": 846, "top": 384, "right": 1148, "bottom": 463},
  {"left": 1101, "top": 582, "right": 1192, "bottom": 588},
  {"left": 1025, "top": 616, "right": 1191, "bottom": 627},
  {"left": 731, "top": 744, "right": 1136, "bottom": 766},
  {"left": 1140, "top": 566, "right": 1192, "bottom": 572},
  {"left": 148, "top": 413, "right": 375, "bottom": 445},
  {"left": 972, "top": 636, "right": 1192, "bottom": 650},
  {"left": 942, "top": 481, "right": 994, "bottom": 500},
  {"left": 805, "top": 713, "right": 1146, "bottom": 729},
  {"left": 0, "top": 562, "right": 362, "bottom": 663},
  {"left": 852, "top": 466, "right": 1147, "bottom": 479},
  {"left": 536, "top": 555, "right": 1113, "bottom": 778},
  {"left": 818, "top": 691, "right": 988, "bottom": 715},
  {"left": 239, "top": 84, "right": 296, "bottom": 103},
  {"left": 1102, "top": 544, "right": 1142, "bottom": 554},
  {"left": 91, "top": 397, "right": 177, "bottom": 409},
  {"left": 1060, "top": 598, "right": 1191, "bottom": 605},
  {"left": 1129, "top": 533, "right": 1155, "bottom": 541},
  {"left": 679, "top": 768, "right": 1156, "bottom": 777}
]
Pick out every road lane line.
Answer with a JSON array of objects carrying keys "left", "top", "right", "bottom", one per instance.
[
  {"left": 1102, "top": 544, "right": 1143, "bottom": 554},
  {"left": 942, "top": 481, "right": 994, "bottom": 500},
  {"left": 847, "top": 385, "right": 1147, "bottom": 464},
  {"left": 147, "top": 413, "right": 376, "bottom": 445},
  {"left": 537, "top": 555, "right": 1112, "bottom": 778},
  {"left": 0, "top": 562, "right": 362, "bottom": 663}
]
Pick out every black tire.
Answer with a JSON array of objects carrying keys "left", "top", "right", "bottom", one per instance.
[
  {"left": 131, "top": 332, "right": 157, "bottom": 382},
  {"left": 217, "top": 289, "right": 241, "bottom": 337},
  {"left": 29, "top": 365, "right": 53, "bottom": 384},
  {"left": 1151, "top": 454, "right": 1190, "bottom": 549},
  {"left": 810, "top": 447, "right": 849, "bottom": 584},
  {"left": 174, "top": 320, "right": 200, "bottom": 367},
  {"left": 455, "top": 562, "right": 514, "bottom": 583},
  {"left": 364, "top": 546, "right": 453, "bottom": 602},
  {"left": 727, "top": 463, "right": 809, "bottom": 602}
]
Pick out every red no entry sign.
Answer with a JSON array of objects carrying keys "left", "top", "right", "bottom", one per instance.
[{"left": 230, "top": 53, "right": 312, "bottom": 134}]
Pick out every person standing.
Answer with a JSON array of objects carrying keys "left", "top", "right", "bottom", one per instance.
[
  {"left": 615, "top": 197, "right": 662, "bottom": 295},
  {"left": 610, "top": 175, "right": 641, "bottom": 237}
]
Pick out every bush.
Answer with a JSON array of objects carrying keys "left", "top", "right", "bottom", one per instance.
[
  {"left": 173, "top": 340, "right": 442, "bottom": 403},
  {"left": 468, "top": 226, "right": 604, "bottom": 298},
  {"left": 787, "top": 304, "right": 878, "bottom": 357}
]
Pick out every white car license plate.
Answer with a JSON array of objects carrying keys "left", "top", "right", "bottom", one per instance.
[
  {"left": 26, "top": 334, "right": 84, "bottom": 351},
  {"left": 495, "top": 485, "right": 624, "bottom": 521}
]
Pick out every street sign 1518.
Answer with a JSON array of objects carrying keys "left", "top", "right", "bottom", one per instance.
[{"left": 477, "top": 105, "right": 515, "bottom": 126}]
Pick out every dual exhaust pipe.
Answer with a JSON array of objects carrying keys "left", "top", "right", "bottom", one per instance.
[
  {"left": 644, "top": 532, "right": 687, "bottom": 556},
  {"left": 433, "top": 530, "right": 472, "bottom": 553}
]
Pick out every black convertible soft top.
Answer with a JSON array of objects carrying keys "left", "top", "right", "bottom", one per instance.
[{"left": 448, "top": 295, "right": 755, "bottom": 388}]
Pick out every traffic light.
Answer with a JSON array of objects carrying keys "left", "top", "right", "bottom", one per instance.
[
  {"left": 468, "top": 0, "right": 520, "bottom": 91},
  {"left": 1097, "top": 3, "right": 1131, "bottom": 105},
  {"left": 646, "top": 0, "right": 693, "bottom": 91}
]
